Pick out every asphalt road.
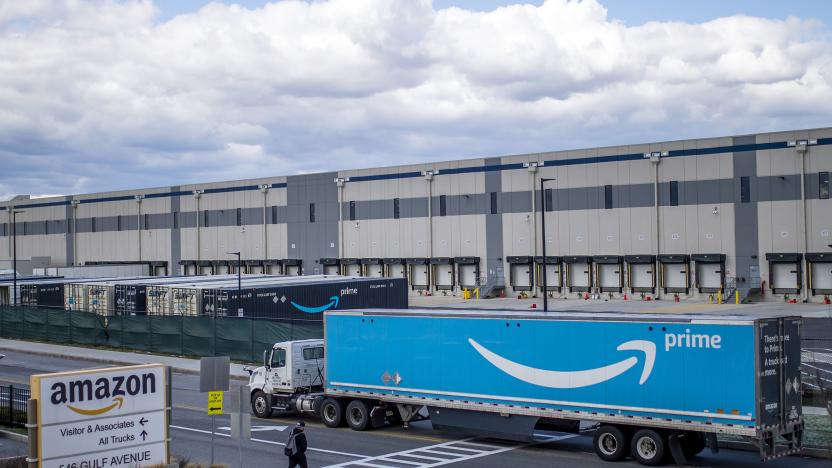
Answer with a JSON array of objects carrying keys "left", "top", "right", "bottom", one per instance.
[{"left": 0, "top": 349, "right": 827, "bottom": 468}]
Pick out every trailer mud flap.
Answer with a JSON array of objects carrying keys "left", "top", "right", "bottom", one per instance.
[
  {"left": 756, "top": 316, "right": 803, "bottom": 460},
  {"left": 427, "top": 407, "right": 538, "bottom": 442}
]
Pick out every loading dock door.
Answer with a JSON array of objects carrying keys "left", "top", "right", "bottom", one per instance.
[
  {"left": 510, "top": 263, "right": 532, "bottom": 291},
  {"left": 154, "top": 265, "right": 167, "bottom": 276},
  {"left": 199, "top": 265, "right": 213, "bottom": 275},
  {"left": 766, "top": 253, "right": 802, "bottom": 296},
  {"left": 772, "top": 262, "right": 800, "bottom": 293},
  {"left": 216, "top": 264, "right": 230, "bottom": 275},
  {"left": 597, "top": 263, "right": 622, "bottom": 292},
  {"left": 323, "top": 265, "right": 340, "bottom": 275},
  {"left": 365, "top": 264, "right": 384, "bottom": 277},
  {"left": 630, "top": 264, "right": 655, "bottom": 292},
  {"left": 344, "top": 263, "right": 362, "bottom": 276},
  {"left": 806, "top": 253, "right": 831, "bottom": 296},
  {"left": 539, "top": 264, "right": 561, "bottom": 289},
  {"left": 697, "top": 263, "right": 723, "bottom": 292},
  {"left": 458, "top": 265, "right": 479, "bottom": 288},
  {"left": 386, "top": 263, "right": 407, "bottom": 278},
  {"left": 264, "top": 264, "right": 281, "bottom": 275},
  {"left": 433, "top": 263, "right": 455, "bottom": 290},
  {"left": 184, "top": 264, "right": 197, "bottom": 276},
  {"left": 659, "top": 255, "right": 689, "bottom": 293},
  {"left": 285, "top": 265, "right": 301, "bottom": 276},
  {"left": 409, "top": 264, "right": 429, "bottom": 290},
  {"left": 249, "top": 265, "right": 265, "bottom": 274},
  {"left": 565, "top": 258, "right": 591, "bottom": 292}
]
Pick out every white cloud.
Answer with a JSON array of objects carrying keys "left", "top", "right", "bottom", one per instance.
[{"left": 0, "top": 0, "right": 830, "bottom": 197}]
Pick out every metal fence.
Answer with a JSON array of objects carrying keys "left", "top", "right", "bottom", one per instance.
[
  {"left": 0, "top": 384, "right": 29, "bottom": 429},
  {"left": 0, "top": 306, "right": 323, "bottom": 363}
]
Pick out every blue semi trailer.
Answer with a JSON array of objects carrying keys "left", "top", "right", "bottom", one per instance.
[{"left": 248, "top": 309, "right": 803, "bottom": 465}]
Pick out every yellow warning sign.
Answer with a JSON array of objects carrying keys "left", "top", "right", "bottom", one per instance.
[{"left": 208, "top": 391, "right": 224, "bottom": 415}]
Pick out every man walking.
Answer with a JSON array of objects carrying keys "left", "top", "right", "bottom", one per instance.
[{"left": 285, "top": 421, "right": 308, "bottom": 468}]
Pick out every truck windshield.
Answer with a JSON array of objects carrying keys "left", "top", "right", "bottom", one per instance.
[{"left": 271, "top": 348, "right": 286, "bottom": 368}]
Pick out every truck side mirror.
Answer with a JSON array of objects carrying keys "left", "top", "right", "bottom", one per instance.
[{"left": 263, "top": 349, "right": 270, "bottom": 369}]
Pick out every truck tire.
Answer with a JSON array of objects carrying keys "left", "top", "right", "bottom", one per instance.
[
  {"left": 251, "top": 391, "right": 272, "bottom": 419},
  {"left": 681, "top": 432, "right": 706, "bottom": 459},
  {"left": 593, "top": 425, "right": 629, "bottom": 461},
  {"left": 631, "top": 429, "right": 666, "bottom": 466},
  {"left": 346, "top": 400, "right": 371, "bottom": 431},
  {"left": 320, "top": 398, "right": 345, "bottom": 428}
]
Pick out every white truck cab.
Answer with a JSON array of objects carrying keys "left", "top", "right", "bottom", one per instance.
[{"left": 248, "top": 339, "right": 325, "bottom": 418}]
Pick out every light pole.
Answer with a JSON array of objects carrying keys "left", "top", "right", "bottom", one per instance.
[
  {"left": 11, "top": 210, "right": 24, "bottom": 307},
  {"left": 539, "top": 179, "right": 555, "bottom": 312},
  {"left": 227, "top": 252, "right": 241, "bottom": 317}
]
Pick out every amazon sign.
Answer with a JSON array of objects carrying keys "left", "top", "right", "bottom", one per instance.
[{"left": 31, "top": 364, "right": 169, "bottom": 468}]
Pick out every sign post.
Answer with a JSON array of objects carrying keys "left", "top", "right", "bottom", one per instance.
[
  {"left": 200, "top": 356, "right": 230, "bottom": 467},
  {"left": 28, "top": 364, "right": 170, "bottom": 468},
  {"left": 228, "top": 385, "right": 251, "bottom": 468}
]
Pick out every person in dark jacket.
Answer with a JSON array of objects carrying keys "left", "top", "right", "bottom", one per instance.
[{"left": 286, "top": 421, "right": 308, "bottom": 468}]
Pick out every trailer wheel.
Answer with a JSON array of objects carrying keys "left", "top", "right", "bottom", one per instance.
[
  {"left": 681, "top": 432, "right": 706, "bottom": 459},
  {"left": 251, "top": 391, "right": 272, "bottom": 419},
  {"left": 346, "top": 400, "right": 371, "bottom": 431},
  {"left": 320, "top": 398, "right": 345, "bottom": 428},
  {"left": 631, "top": 429, "right": 666, "bottom": 466},
  {"left": 593, "top": 425, "right": 629, "bottom": 461}
]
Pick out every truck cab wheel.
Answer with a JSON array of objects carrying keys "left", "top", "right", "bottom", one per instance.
[
  {"left": 631, "top": 429, "right": 666, "bottom": 466},
  {"left": 251, "top": 391, "right": 272, "bottom": 419},
  {"left": 320, "top": 398, "right": 345, "bottom": 428},
  {"left": 592, "top": 425, "right": 629, "bottom": 461},
  {"left": 346, "top": 400, "right": 371, "bottom": 431}
]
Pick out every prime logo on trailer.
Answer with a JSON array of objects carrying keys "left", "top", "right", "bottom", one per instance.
[{"left": 30, "top": 364, "right": 170, "bottom": 468}]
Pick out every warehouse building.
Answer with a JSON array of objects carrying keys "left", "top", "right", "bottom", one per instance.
[{"left": 2, "top": 127, "right": 831, "bottom": 302}]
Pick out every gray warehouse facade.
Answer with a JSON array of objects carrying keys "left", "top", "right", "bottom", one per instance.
[{"left": 2, "top": 127, "right": 831, "bottom": 302}]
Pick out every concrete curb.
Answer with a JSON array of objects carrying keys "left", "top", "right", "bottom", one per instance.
[
  {"left": 0, "top": 343, "right": 249, "bottom": 381},
  {"left": 719, "top": 440, "right": 831, "bottom": 460},
  {"left": 0, "top": 428, "right": 27, "bottom": 443}
]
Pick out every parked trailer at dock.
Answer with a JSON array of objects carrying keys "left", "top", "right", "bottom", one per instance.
[{"left": 248, "top": 310, "right": 803, "bottom": 465}]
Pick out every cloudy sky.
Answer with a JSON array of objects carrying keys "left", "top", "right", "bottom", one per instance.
[{"left": 1, "top": 0, "right": 831, "bottom": 199}]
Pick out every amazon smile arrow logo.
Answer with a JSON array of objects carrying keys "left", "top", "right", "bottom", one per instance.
[
  {"left": 291, "top": 295, "right": 340, "bottom": 314},
  {"left": 67, "top": 396, "right": 124, "bottom": 416},
  {"left": 468, "top": 338, "right": 656, "bottom": 389}
]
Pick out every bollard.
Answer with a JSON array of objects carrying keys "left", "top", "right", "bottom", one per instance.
[
  {"left": 709, "top": 294, "right": 713, "bottom": 304},
  {"left": 717, "top": 290, "right": 722, "bottom": 304},
  {"left": 735, "top": 290, "right": 739, "bottom": 304}
]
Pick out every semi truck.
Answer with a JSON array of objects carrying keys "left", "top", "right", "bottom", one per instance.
[{"left": 247, "top": 309, "right": 804, "bottom": 465}]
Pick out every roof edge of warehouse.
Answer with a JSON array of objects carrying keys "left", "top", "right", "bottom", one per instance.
[{"left": 2, "top": 125, "right": 829, "bottom": 207}]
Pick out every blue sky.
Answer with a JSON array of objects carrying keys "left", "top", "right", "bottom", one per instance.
[
  {"left": 157, "top": 0, "right": 832, "bottom": 26},
  {"left": 1, "top": 0, "right": 831, "bottom": 198}
]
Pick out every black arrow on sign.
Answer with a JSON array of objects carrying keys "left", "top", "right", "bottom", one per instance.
[
  {"left": 139, "top": 417, "right": 148, "bottom": 426},
  {"left": 140, "top": 430, "right": 148, "bottom": 441}
]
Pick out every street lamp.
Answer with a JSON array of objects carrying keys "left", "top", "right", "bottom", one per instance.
[
  {"left": 227, "top": 252, "right": 242, "bottom": 317},
  {"left": 11, "top": 210, "right": 24, "bottom": 307},
  {"left": 539, "top": 179, "right": 555, "bottom": 312}
]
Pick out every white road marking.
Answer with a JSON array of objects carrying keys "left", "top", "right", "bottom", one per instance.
[
  {"left": 170, "top": 424, "right": 366, "bottom": 458},
  {"left": 216, "top": 425, "right": 289, "bottom": 432},
  {"left": 323, "top": 433, "right": 578, "bottom": 467}
]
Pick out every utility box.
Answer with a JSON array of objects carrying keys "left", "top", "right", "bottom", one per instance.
[
  {"left": 507, "top": 256, "right": 533, "bottom": 291},
  {"left": 807, "top": 252, "right": 832, "bottom": 295},
  {"left": 693, "top": 254, "right": 726, "bottom": 294},
  {"left": 431, "top": 258, "right": 455, "bottom": 291},
  {"left": 594, "top": 255, "right": 623, "bottom": 293},
  {"left": 383, "top": 258, "right": 407, "bottom": 279},
  {"left": 534, "top": 256, "right": 561, "bottom": 292},
  {"left": 407, "top": 258, "right": 429, "bottom": 290},
  {"left": 658, "top": 254, "right": 689, "bottom": 294},
  {"left": 455, "top": 257, "right": 480, "bottom": 289},
  {"left": 766, "top": 253, "right": 802, "bottom": 295},
  {"left": 625, "top": 255, "right": 655, "bottom": 293},
  {"left": 362, "top": 258, "right": 384, "bottom": 277},
  {"left": 563, "top": 256, "right": 591, "bottom": 292}
]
